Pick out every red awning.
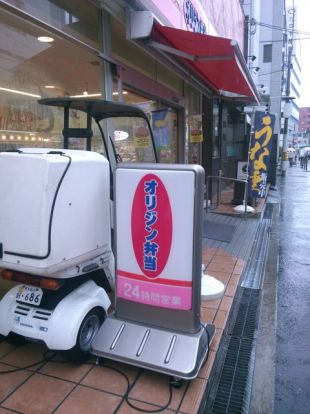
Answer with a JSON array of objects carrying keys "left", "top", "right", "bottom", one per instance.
[{"left": 150, "top": 23, "right": 260, "bottom": 103}]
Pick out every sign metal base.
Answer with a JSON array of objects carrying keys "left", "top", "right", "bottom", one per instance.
[{"left": 91, "top": 315, "right": 215, "bottom": 380}]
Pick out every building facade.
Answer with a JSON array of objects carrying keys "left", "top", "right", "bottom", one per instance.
[
  {"left": 242, "top": 0, "right": 304, "bottom": 180},
  {"left": 297, "top": 107, "right": 310, "bottom": 147},
  {"left": 0, "top": 0, "right": 259, "bottom": 182},
  {"left": 283, "top": 4, "right": 301, "bottom": 150},
  {"left": 298, "top": 107, "right": 310, "bottom": 132}
]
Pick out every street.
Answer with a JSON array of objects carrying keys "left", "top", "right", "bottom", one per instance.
[{"left": 275, "top": 165, "right": 310, "bottom": 413}]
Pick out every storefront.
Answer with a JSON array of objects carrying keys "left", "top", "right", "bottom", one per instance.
[
  {"left": 0, "top": 0, "right": 259, "bottom": 173},
  {"left": 124, "top": 0, "right": 260, "bottom": 179},
  {"left": 0, "top": 0, "right": 193, "bottom": 164}
]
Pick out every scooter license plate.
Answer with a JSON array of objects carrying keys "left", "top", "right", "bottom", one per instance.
[{"left": 16, "top": 285, "right": 43, "bottom": 306}]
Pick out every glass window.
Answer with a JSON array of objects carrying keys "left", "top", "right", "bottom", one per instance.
[
  {"left": 99, "top": 116, "right": 156, "bottom": 163},
  {"left": 0, "top": 7, "right": 102, "bottom": 152},
  {"left": 263, "top": 44, "right": 272, "bottom": 63},
  {"left": 112, "top": 84, "right": 178, "bottom": 163},
  {"left": 4, "top": 0, "right": 101, "bottom": 49}
]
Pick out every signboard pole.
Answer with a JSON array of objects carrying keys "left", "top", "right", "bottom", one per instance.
[
  {"left": 245, "top": 107, "right": 256, "bottom": 208},
  {"left": 233, "top": 108, "right": 256, "bottom": 214}
]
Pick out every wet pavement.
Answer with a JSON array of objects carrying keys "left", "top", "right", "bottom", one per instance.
[{"left": 275, "top": 166, "right": 310, "bottom": 413}]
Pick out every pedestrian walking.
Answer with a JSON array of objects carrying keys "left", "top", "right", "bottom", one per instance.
[
  {"left": 288, "top": 153, "right": 294, "bottom": 167},
  {"left": 287, "top": 148, "right": 294, "bottom": 167},
  {"left": 300, "top": 155, "right": 306, "bottom": 169}
]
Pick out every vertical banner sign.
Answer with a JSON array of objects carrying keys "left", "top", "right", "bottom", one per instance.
[
  {"left": 248, "top": 111, "right": 275, "bottom": 198},
  {"left": 152, "top": 109, "right": 169, "bottom": 148},
  {"left": 116, "top": 167, "right": 196, "bottom": 311}
]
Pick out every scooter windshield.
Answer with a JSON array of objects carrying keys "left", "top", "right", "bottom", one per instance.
[{"left": 99, "top": 116, "right": 156, "bottom": 163}]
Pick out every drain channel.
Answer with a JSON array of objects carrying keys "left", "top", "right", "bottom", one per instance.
[
  {"left": 210, "top": 289, "right": 260, "bottom": 414},
  {"left": 230, "top": 289, "right": 260, "bottom": 339},
  {"left": 202, "top": 204, "right": 274, "bottom": 414},
  {"left": 211, "top": 337, "right": 254, "bottom": 414},
  {"left": 241, "top": 207, "right": 272, "bottom": 289}
]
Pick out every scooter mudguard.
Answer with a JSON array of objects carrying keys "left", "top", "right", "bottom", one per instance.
[{"left": 0, "top": 280, "right": 111, "bottom": 350}]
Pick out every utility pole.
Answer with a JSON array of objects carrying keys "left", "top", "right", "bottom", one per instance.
[{"left": 281, "top": 3, "right": 295, "bottom": 177}]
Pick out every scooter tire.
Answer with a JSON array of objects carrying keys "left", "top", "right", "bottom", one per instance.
[
  {"left": 5, "top": 332, "right": 28, "bottom": 346},
  {"left": 62, "top": 307, "right": 105, "bottom": 364}
]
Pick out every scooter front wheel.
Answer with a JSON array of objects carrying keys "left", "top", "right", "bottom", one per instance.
[
  {"left": 4, "top": 332, "right": 28, "bottom": 346},
  {"left": 63, "top": 307, "right": 105, "bottom": 363}
]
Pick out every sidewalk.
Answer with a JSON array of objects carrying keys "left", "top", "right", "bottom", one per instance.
[{"left": 0, "top": 203, "right": 265, "bottom": 413}]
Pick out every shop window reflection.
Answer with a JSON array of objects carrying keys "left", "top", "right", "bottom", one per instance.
[
  {"left": 99, "top": 117, "right": 156, "bottom": 163},
  {"left": 0, "top": 7, "right": 102, "bottom": 153},
  {"left": 112, "top": 84, "right": 178, "bottom": 163}
]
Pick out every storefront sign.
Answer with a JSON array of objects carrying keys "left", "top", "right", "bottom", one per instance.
[
  {"left": 183, "top": 0, "right": 206, "bottom": 33},
  {"left": 115, "top": 166, "right": 199, "bottom": 311},
  {"left": 93, "top": 164, "right": 212, "bottom": 379},
  {"left": 248, "top": 111, "right": 275, "bottom": 198}
]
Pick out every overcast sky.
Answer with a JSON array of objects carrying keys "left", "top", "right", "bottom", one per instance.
[{"left": 294, "top": 0, "right": 310, "bottom": 106}]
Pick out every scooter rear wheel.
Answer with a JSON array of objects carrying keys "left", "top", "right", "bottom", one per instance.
[{"left": 63, "top": 307, "right": 105, "bottom": 363}]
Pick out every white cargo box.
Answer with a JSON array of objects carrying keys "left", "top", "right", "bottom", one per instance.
[{"left": 0, "top": 149, "right": 111, "bottom": 276}]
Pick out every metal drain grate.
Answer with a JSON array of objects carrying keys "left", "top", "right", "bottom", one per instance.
[
  {"left": 241, "top": 220, "right": 270, "bottom": 290},
  {"left": 230, "top": 289, "right": 260, "bottom": 339},
  {"left": 212, "top": 338, "right": 254, "bottom": 414},
  {"left": 210, "top": 289, "right": 260, "bottom": 414},
  {"left": 263, "top": 203, "right": 273, "bottom": 219}
]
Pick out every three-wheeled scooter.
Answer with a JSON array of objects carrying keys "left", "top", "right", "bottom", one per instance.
[{"left": 0, "top": 98, "right": 157, "bottom": 362}]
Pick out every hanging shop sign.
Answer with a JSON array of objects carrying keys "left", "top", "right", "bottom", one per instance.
[
  {"left": 152, "top": 109, "right": 169, "bottom": 148},
  {"left": 189, "top": 114, "right": 203, "bottom": 143},
  {"left": 151, "top": 109, "right": 173, "bottom": 161},
  {"left": 248, "top": 111, "right": 275, "bottom": 198}
]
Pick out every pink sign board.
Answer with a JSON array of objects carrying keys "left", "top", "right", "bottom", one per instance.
[{"left": 115, "top": 168, "right": 195, "bottom": 310}]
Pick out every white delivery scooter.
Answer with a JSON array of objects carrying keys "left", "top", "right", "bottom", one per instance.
[{"left": 0, "top": 98, "right": 157, "bottom": 362}]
